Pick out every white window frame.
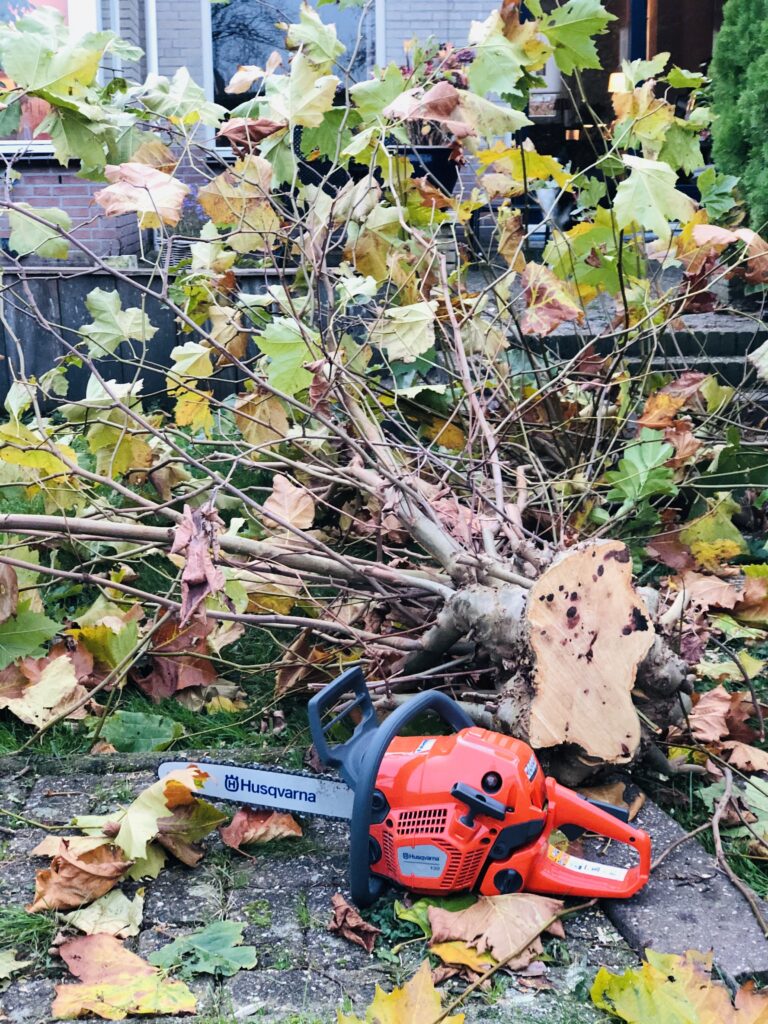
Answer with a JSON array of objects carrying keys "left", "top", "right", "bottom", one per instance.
[{"left": 0, "top": 0, "right": 104, "bottom": 156}]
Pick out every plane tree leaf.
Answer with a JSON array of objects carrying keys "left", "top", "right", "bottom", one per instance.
[
  {"left": 427, "top": 893, "right": 564, "bottom": 971},
  {"left": 338, "top": 960, "right": 465, "bottom": 1024},
  {"left": 265, "top": 52, "right": 339, "bottom": 127},
  {"left": 99, "top": 710, "right": 184, "bottom": 753},
  {"left": 132, "top": 68, "right": 226, "bottom": 127},
  {"left": 520, "top": 263, "right": 584, "bottom": 336},
  {"left": 79, "top": 288, "right": 157, "bottom": 357},
  {"left": 0, "top": 950, "right": 32, "bottom": 981},
  {"left": 52, "top": 934, "right": 196, "bottom": 1020},
  {"left": 95, "top": 163, "right": 190, "bottom": 228},
  {"left": 148, "top": 920, "right": 257, "bottom": 978},
  {"left": 27, "top": 841, "right": 130, "bottom": 914},
  {"left": 263, "top": 474, "right": 316, "bottom": 530},
  {"left": 284, "top": 3, "right": 346, "bottom": 67},
  {"left": 0, "top": 653, "right": 85, "bottom": 728},
  {"left": 370, "top": 301, "right": 438, "bottom": 363},
  {"left": 9, "top": 204, "right": 71, "bottom": 260},
  {"left": 0, "top": 605, "right": 61, "bottom": 671},
  {"left": 592, "top": 947, "right": 768, "bottom": 1023},
  {"left": 62, "top": 889, "right": 145, "bottom": 938},
  {"left": 614, "top": 154, "right": 697, "bottom": 242},
  {"left": 537, "top": 0, "right": 617, "bottom": 75},
  {"left": 219, "top": 808, "right": 303, "bottom": 851},
  {"left": 256, "top": 317, "right": 320, "bottom": 394}
]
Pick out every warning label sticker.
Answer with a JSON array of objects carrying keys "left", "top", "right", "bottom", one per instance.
[{"left": 546, "top": 845, "right": 628, "bottom": 882}]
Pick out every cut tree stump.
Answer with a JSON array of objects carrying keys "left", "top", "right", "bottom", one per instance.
[{"left": 488, "top": 540, "right": 656, "bottom": 767}]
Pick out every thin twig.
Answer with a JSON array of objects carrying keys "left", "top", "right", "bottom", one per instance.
[
  {"left": 428, "top": 900, "right": 597, "bottom": 1024},
  {"left": 711, "top": 767, "right": 768, "bottom": 938},
  {"left": 651, "top": 821, "right": 710, "bottom": 871}
]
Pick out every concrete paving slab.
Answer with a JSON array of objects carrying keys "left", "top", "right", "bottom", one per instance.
[{"left": 601, "top": 800, "right": 768, "bottom": 980}]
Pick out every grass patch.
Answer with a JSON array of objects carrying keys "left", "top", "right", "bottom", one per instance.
[{"left": 0, "top": 906, "right": 57, "bottom": 960}]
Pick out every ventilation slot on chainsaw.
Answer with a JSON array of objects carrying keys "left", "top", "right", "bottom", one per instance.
[{"left": 396, "top": 807, "right": 448, "bottom": 836}]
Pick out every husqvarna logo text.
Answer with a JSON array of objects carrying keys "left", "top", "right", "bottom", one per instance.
[
  {"left": 223, "top": 774, "right": 317, "bottom": 803},
  {"left": 397, "top": 844, "right": 448, "bottom": 878}
]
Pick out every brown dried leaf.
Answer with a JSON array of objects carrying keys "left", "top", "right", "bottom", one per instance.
[
  {"left": 0, "top": 563, "right": 18, "bottom": 624},
  {"left": 677, "top": 571, "right": 739, "bottom": 611},
  {"left": 219, "top": 808, "right": 302, "bottom": 851},
  {"left": 262, "top": 474, "right": 315, "bottom": 530},
  {"left": 428, "top": 894, "right": 564, "bottom": 971},
  {"left": 645, "top": 532, "right": 696, "bottom": 571},
  {"left": 328, "top": 893, "right": 380, "bottom": 954},
  {"left": 689, "top": 684, "right": 733, "bottom": 743},
  {"left": 234, "top": 391, "right": 289, "bottom": 449},
  {"left": 170, "top": 504, "right": 225, "bottom": 625},
  {"left": 27, "top": 842, "right": 130, "bottom": 913},
  {"left": 664, "top": 421, "right": 702, "bottom": 468},
  {"left": 722, "top": 740, "right": 768, "bottom": 773},
  {"left": 383, "top": 81, "right": 474, "bottom": 140},
  {"left": 130, "top": 613, "right": 216, "bottom": 702},
  {"left": 636, "top": 392, "right": 687, "bottom": 430},
  {"left": 217, "top": 117, "right": 287, "bottom": 157}
]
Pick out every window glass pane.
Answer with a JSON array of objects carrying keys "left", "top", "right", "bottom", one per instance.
[
  {"left": 0, "top": 0, "right": 70, "bottom": 142},
  {"left": 211, "top": 0, "right": 373, "bottom": 110}
]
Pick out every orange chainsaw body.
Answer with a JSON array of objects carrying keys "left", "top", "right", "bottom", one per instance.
[{"left": 369, "top": 727, "right": 650, "bottom": 899}]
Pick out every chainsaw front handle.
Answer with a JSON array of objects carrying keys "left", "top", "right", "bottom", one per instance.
[
  {"left": 351, "top": 690, "right": 473, "bottom": 906},
  {"left": 525, "top": 779, "right": 651, "bottom": 899}
]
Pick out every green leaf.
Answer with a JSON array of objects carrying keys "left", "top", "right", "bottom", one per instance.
[
  {"left": 285, "top": 3, "right": 346, "bottom": 66},
  {"left": 100, "top": 711, "right": 184, "bottom": 753},
  {"left": 8, "top": 203, "right": 71, "bottom": 259},
  {"left": 78, "top": 288, "right": 157, "bottom": 356},
  {"left": 621, "top": 51, "right": 669, "bottom": 88},
  {"left": 613, "top": 154, "right": 697, "bottom": 242},
  {"left": 0, "top": 604, "right": 60, "bottom": 670},
  {"left": 459, "top": 91, "right": 531, "bottom": 137},
  {"left": 36, "top": 107, "right": 111, "bottom": 172},
  {"left": 370, "top": 301, "right": 438, "bottom": 363},
  {"left": 665, "top": 66, "right": 706, "bottom": 89},
  {"left": 300, "top": 106, "right": 360, "bottom": 161},
  {"left": 467, "top": 16, "right": 526, "bottom": 98},
  {"left": 265, "top": 52, "right": 339, "bottom": 128},
  {"left": 256, "top": 317, "right": 320, "bottom": 395},
  {"left": 394, "top": 895, "right": 476, "bottom": 937},
  {"left": 350, "top": 63, "right": 406, "bottom": 121},
  {"left": 135, "top": 68, "right": 226, "bottom": 127},
  {"left": 657, "top": 121, "right": 704, "bottom": 175},
  {"left": 697, "top": 166, "right": 740, "bottom": 223},
  {"left": 148, "top": 921, "right": 257, "bottom": 978},
  {"left": 604, "top": 428, "right": 678, "bottom": 511},
  {"left": 540, "top": 0, "right": 617, "bottom": 75}
]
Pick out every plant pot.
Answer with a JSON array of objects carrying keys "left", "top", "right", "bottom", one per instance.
[{"left": 398, "top": 144, "right": 459, "bottom": 196}]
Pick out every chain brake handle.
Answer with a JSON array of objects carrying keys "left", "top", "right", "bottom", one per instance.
[
  {"left": 308, "top": 668, "right": 473, "bottom": 906},
  {"left": 526, "top": 779, "right": 651, "bottom": 899}
]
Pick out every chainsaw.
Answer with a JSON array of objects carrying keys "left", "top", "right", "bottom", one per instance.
[{"left": 159, "top": 667, "right": 651, "bottom": 906}]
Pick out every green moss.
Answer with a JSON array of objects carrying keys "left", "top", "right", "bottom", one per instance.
[{"left": 243, "top": 898, "right": 272, "bottom": 928}]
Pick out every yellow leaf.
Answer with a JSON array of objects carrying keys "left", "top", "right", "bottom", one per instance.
[
  {"left": 174, "top": 390, "right": 214, "bottom": 435},
  {"left": 591, "top": 947, "right": 768, "bottom": 1023},
  {"left": 234, "top": 391, "right": 289, "bottom": 449},
  {"left": 420, "top": 417, "right": 467, "bottom": 453},
  {"left": 431, "top": 940, "right": 497, "bottom": 973},
  {"left": 476, "top": 143, "right": 572, "bottom": 191},
  {"left": 337, "top": 961, "right": 464, "bottom": 1024}
]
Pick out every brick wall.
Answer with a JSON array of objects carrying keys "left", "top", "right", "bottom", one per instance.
[{"left": 382, "top": 0, "right": 493, "bottom": 63}]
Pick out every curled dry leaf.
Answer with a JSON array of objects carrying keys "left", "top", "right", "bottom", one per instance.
[
  {"left": 0, "top": 654, "right": 88, "bottom": 729},
  {"left": 170, "top": 504, "right": 226, "bottom": 625},
  {"left": 428, "top": 894, "right": 564, "bottom": 972},
  {"left": 131, "top": 612, "right": 217, "bottom": 702},
  {"left": 675, "top": 571, "right": 739, "bottom": 611},
  {"left": 328, "top": 894, "right": 381, "bottom": 954},
  {"left": 262, "top": 473, "right": 316, "bottom": 530},
  {"left": 219, "top": 808, "right": 302, "bottom": 851},
  {"left": 722, "top": 740, "right": 768, "bottom": 774},
  {"left": 52, "top": 934, "right": 196, "bottom": 1020},
  {"left": 577, "top": 781, "right": 646, "bottom": 822},
  {"left": 0, "top": 563, "right": 18, "bottom": 624},
  {"left": 27, "top": 841, "right": 130, "bottom": 913}
]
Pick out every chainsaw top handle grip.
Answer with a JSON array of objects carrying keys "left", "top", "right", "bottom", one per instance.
[
  {"left": 308, "top": 667, "right": 379, "bottom": 788},
  {"left": 349, "top": 689, "right": 473, "bottom": 907},
  {"left": 309, "top": 671, "right": 473, "bottom": 906}
]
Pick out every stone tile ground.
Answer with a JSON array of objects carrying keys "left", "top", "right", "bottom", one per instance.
[{"left": 0, "top": 757, "right": 763, "bottom": 1024}]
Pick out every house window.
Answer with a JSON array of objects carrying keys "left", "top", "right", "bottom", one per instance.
[
  {"left": 211, "top": 0, "right": 374, "bottom": 111},
  {"left": 0, "top": 0, "right": 102, "bottom": 147}
]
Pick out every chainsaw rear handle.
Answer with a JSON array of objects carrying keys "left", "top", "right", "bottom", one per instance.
[
  {"left": 309, "top": 671, "right": 473, "bottom": 906},
  {"left": 528, "top": 779, "right": 651, "bottom": 899}
]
